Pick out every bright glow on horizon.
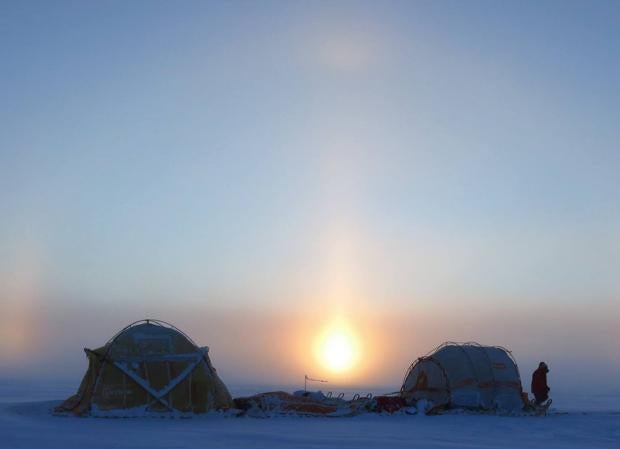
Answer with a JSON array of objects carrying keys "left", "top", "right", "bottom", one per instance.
[
  {"left": 322, "top": 332, "right": 354, "bottom": 372},
  {"left": 315, "top": 321, "right": 361, "bottom": 375}
]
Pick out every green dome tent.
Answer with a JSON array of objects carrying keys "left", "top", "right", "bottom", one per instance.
[{"left": 56, "top": 319, "right": 233, "bottom": 416}]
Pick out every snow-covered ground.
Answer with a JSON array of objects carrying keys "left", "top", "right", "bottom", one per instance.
[{"left": 1, "top": 380, "right": 619, "bottom": 449}]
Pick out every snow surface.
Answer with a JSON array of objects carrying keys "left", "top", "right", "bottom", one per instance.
[{"left": 1, "top": 380, "right": 619, "bottom": 449}]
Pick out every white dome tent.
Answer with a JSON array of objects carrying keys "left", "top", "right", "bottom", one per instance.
[{"left": 401, "top": 342, "right": 526, "bottom": 412}]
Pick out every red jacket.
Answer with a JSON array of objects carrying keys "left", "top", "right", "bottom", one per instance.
[{"left": 531, "top": 367, "right": 549, "bottom": 401}]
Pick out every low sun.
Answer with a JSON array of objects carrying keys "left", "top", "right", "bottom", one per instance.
[{"left": 318, "top": 326, "right": 359, "bottom": 373}]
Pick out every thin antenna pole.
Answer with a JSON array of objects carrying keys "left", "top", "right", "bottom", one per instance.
[{"left": 304, "top": 374, "right": 327, "bottom": 392}]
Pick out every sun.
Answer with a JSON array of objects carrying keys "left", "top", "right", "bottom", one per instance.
[{"left": 317, "top": 325, "right": 359, "bottom": 373}]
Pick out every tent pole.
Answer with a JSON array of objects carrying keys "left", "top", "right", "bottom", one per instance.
[
  {"left": 189, "top": 371, "right": 192, "bottom": 412},
  {"left": 143, "top": 362, "right": 151, "bottom": 407},
  {"left": 123, "top": 374, "right": 127, "bottom": 409},
  {"left": 166, "top": 362, "right": 172, "bottom": 409}
]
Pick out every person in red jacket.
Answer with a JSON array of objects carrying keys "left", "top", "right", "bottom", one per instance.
[{"left": 531, "top": 362, "right": 550, "bottom": 404}]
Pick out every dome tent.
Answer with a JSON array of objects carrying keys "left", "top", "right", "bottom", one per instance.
[
  {"left": 56, "top": 319, "right": 233, "bottom": 416},
  {"left": 401, "top": 342, "right": 525, "bottom": 412}
]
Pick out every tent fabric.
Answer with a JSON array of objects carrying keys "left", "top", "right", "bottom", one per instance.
[
  {"left": 55, "top": 319, "right": 233, "bottom": 416},
  {"left": 401, "top": 342, "right": 525, "bottom": 412}
]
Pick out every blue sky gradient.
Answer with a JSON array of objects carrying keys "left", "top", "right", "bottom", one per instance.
[{"left": 1, "top": 1, "right": 619, "bottom": 388}]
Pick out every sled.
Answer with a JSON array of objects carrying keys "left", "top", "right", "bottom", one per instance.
[
  {"left": 234, "top": 391, "right": 344, "bottom": 417},
  {"left": 529, "top": 398, "right": 552, "bottom": 416}
]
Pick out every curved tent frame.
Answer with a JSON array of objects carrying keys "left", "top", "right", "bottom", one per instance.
[
  {"left": 401, "top": 341, "right": 521, "bottom": 386},
  {"left": 401, "top": 341, "right": 524, "bottom": 412},
  {"left": 104, "top": 319, "right": 200, "bottom": 348},
  {"left": 56, "top": 319, "right": 232, "bottom": 416}
]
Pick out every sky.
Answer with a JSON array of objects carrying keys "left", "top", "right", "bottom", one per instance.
[{"left": 1, "top": 1, "right": 619, "bottom": 392}]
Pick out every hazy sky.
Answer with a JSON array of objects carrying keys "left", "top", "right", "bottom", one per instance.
[{"left": 1, "top": 1, "right": 619, "bottom": 390}]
